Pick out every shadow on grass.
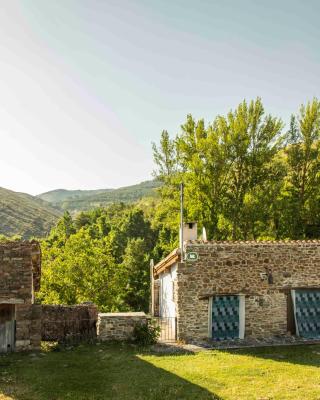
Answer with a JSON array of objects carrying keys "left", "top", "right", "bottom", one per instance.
[
  {"left": 222, "top": 343, "right": 320, "bottom": 368},
  {"left": 152, "top": 342, "right": 320, "bottom": 369},
  {"left": 0, "top": 343, "right": 222, "bottom": 400}
]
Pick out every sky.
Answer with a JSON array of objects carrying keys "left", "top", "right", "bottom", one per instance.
[{"left": 0, "top": 0, "right": 319, "bottom": 195}]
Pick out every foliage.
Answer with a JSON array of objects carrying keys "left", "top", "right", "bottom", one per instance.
[
  {"left": 0, "top": 234, "right": 22, "bottom": 242},
  {"left": 37, "top": 180, "right": 161, "bottom": 212},
  {"left": 120, "top": 238, "right": 151, "bottom": 311},
  {"left": 280, "top": 100, "right": 320, "bottom": 238},
  {"left": 153, "top": 97, "right": 320, "bottom": 242},
  {"left": 38, "top": 206, "right": 159, "bottom": 312},
  {"left": 132, "top": 320, "right": 160, "bottom": 345}
]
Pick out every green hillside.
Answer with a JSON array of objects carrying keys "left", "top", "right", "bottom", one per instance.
[
  {"left": 37, "top": 180, "right": 161, "bottom": 212},
  {"left": 0, "top": 187, "right": 62, "bottom": 239},
  {"left": 0, "top": 181, "right": 160, "bottom": 238},
  {"left": 38, "top": 188, "right": 111, "bottom": 204}
]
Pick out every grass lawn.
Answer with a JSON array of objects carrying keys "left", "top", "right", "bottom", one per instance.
[{"left": 0, "top": 343, "right": 319, "bottom": 400}]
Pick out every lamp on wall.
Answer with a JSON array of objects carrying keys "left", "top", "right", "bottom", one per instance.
[
  {"left": 267, "top": 270, "right": 274, "bottom": 285},
  {"left": 260, "top": 269, "right": 274, "bottom": 285}
]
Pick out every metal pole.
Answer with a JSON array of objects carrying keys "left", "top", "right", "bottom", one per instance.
[
  {"left": 150, "top": 259, "right": 154, "bottom": 316},
  {"left": 180, "top": 182, "right": 184, "bottom": 261}
]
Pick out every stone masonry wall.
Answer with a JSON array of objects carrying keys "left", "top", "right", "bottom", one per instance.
[
  {"left": 176, "top": 241, "right": 320, "bottom": 342},
  {"left": 0, "top": 241, "right": 40, "bottom": 304},
  {"left": 97, "top": 312, "right": 148, "bottom": 341},
  {"left": 0, "top": 241, "right": 42, "bottom": 351},
  {"left": 41, "top": 304, "right": 98, "bottom": 342},
  {"left": 15, "top": 304, "right": 42, "bottom": 351}
]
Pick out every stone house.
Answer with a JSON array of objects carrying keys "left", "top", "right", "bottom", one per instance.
[
  {"left": 0, "top": 241, "right": 41, "bottom": 352},
  {"left": 152, "top": 224, "right": 320, "bottom": 343}
]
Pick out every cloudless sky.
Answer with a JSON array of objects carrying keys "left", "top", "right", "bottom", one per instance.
[{"left": 0, "top": 0, "right": 319, "bottom": 195}]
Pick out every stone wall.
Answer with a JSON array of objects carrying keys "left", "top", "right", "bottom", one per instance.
[
  {"left": 176, "top": 241, "right": 320, "bottom": 342},
  {"left": 0, "top": 241, "right": 41, "bottom": 304},
  {"left": 15, "top": 304, "right": 42, "bottom": 351},
  {"left": 0, "top": 241, "right": 42, "bottom": 352},
  {"left": 97, "top": 312, "right": 148, "bottom": 341},
  {"left": 41, "top": 304, "right": 98, "bottom": 342}
]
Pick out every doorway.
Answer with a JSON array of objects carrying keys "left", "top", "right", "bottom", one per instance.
[
  {"left": 0, "top": 304, "right": 15, "bottom": 353},
  {"left": 210, "top": 295, "right": 245, "bottom": 340},
  {"left": 291, "top": 289, "right": 320, "bottom": 339}
]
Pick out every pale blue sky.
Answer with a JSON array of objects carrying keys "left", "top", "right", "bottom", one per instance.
[{"left": 0, "top": 0, "right": 319, "bottom": 194}]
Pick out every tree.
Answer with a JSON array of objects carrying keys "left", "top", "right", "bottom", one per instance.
[
  {"left": 39, "top": 203, "right": 158, "bottom": 311},
  {"left": 152, "top": 130, "right": 177, "bottom": 181},
  {"left": 120, "top": 238, "right": 150, "bottom": 312},
  {"left": 39, "top": 229, "right": 123, "bottom": 311},
  {"left": 152, "top": 98, "right": 285, "bottom": 241},
  {"left": 222, "top": 98, "right": 283, "bottom": 239},
  {"left": 282, "top": 99, "right": 320, "bottom": 238}
]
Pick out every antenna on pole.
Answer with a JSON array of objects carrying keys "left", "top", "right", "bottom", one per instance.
[{"left": 180, "top": 182, "right": 184, "bottom": 261}]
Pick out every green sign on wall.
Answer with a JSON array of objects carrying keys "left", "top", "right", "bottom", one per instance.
[{"left": 186, "top": 252, "right": 199, "bottom": 261}]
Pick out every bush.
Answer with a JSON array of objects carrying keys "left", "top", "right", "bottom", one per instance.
[{"left": 132, "top": 320, "right": 160, "bottom": 346}]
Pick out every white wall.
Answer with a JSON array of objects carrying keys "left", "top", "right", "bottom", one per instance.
[{"left": 159, "top": 264, "right": 177, "bottom": 318}]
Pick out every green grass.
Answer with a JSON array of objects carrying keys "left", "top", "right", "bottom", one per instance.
[{"left": 0, "top": 343, "right": 320, "bottom": 400}]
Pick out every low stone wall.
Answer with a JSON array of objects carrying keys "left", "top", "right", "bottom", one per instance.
[
  {"left": 97, "top": 312, "right": 148, "bottom": 341},
  {"left": 41, "top": 303, "right": 98, "bottom": 342},
  {"left": 15, "top": 304, "right": 42, "bottom": 351}
]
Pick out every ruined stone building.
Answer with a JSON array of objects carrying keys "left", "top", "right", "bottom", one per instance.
[
  {"left": 152, "top": 223, "right": 320, "bottom": 343},
  {"left": 0, "top": 241, "right": 41, "bottom": 352}
]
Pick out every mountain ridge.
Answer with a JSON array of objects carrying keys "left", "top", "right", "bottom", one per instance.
[
  {"left": 38, "top": 187, "right": 113, "bottom": 203},
  {"left": 0, "top": 180, "right": 161, "bottom": 238},
  {"left": 0, "top": 187, "right": 62, "bottom": 239},
  {"left": 37, "top": 180, "right": 161, "bottom": 212}
]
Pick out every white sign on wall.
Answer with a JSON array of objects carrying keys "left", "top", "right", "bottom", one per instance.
[{"left": 186, "top": 252, "right": 199, "bottom": 261}]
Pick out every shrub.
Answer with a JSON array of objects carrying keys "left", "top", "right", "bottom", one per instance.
[{"left": 132, "top": 320, "right": 160, "bottom": 346}]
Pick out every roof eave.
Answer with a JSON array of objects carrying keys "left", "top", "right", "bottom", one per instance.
[{"left": 153, "top": 248, "right": 181, "bottom": 277}]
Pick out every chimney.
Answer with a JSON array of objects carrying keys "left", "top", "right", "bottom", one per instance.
[{"left": 182, "top": 222, "right": 198, "bottom": 242}]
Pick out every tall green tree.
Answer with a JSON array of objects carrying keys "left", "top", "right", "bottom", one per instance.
[
  {"left": 222, "top": 99, "right": 283, "bottom": 239},
  {"left": 281, "top": 99, "right": 320, "bottom": 238},
  {"left": 153, "top": 98, "right": 285, "bottom": 241},
  {"left": 120, "top": 238, "right": 150, "bottom": 312}
]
